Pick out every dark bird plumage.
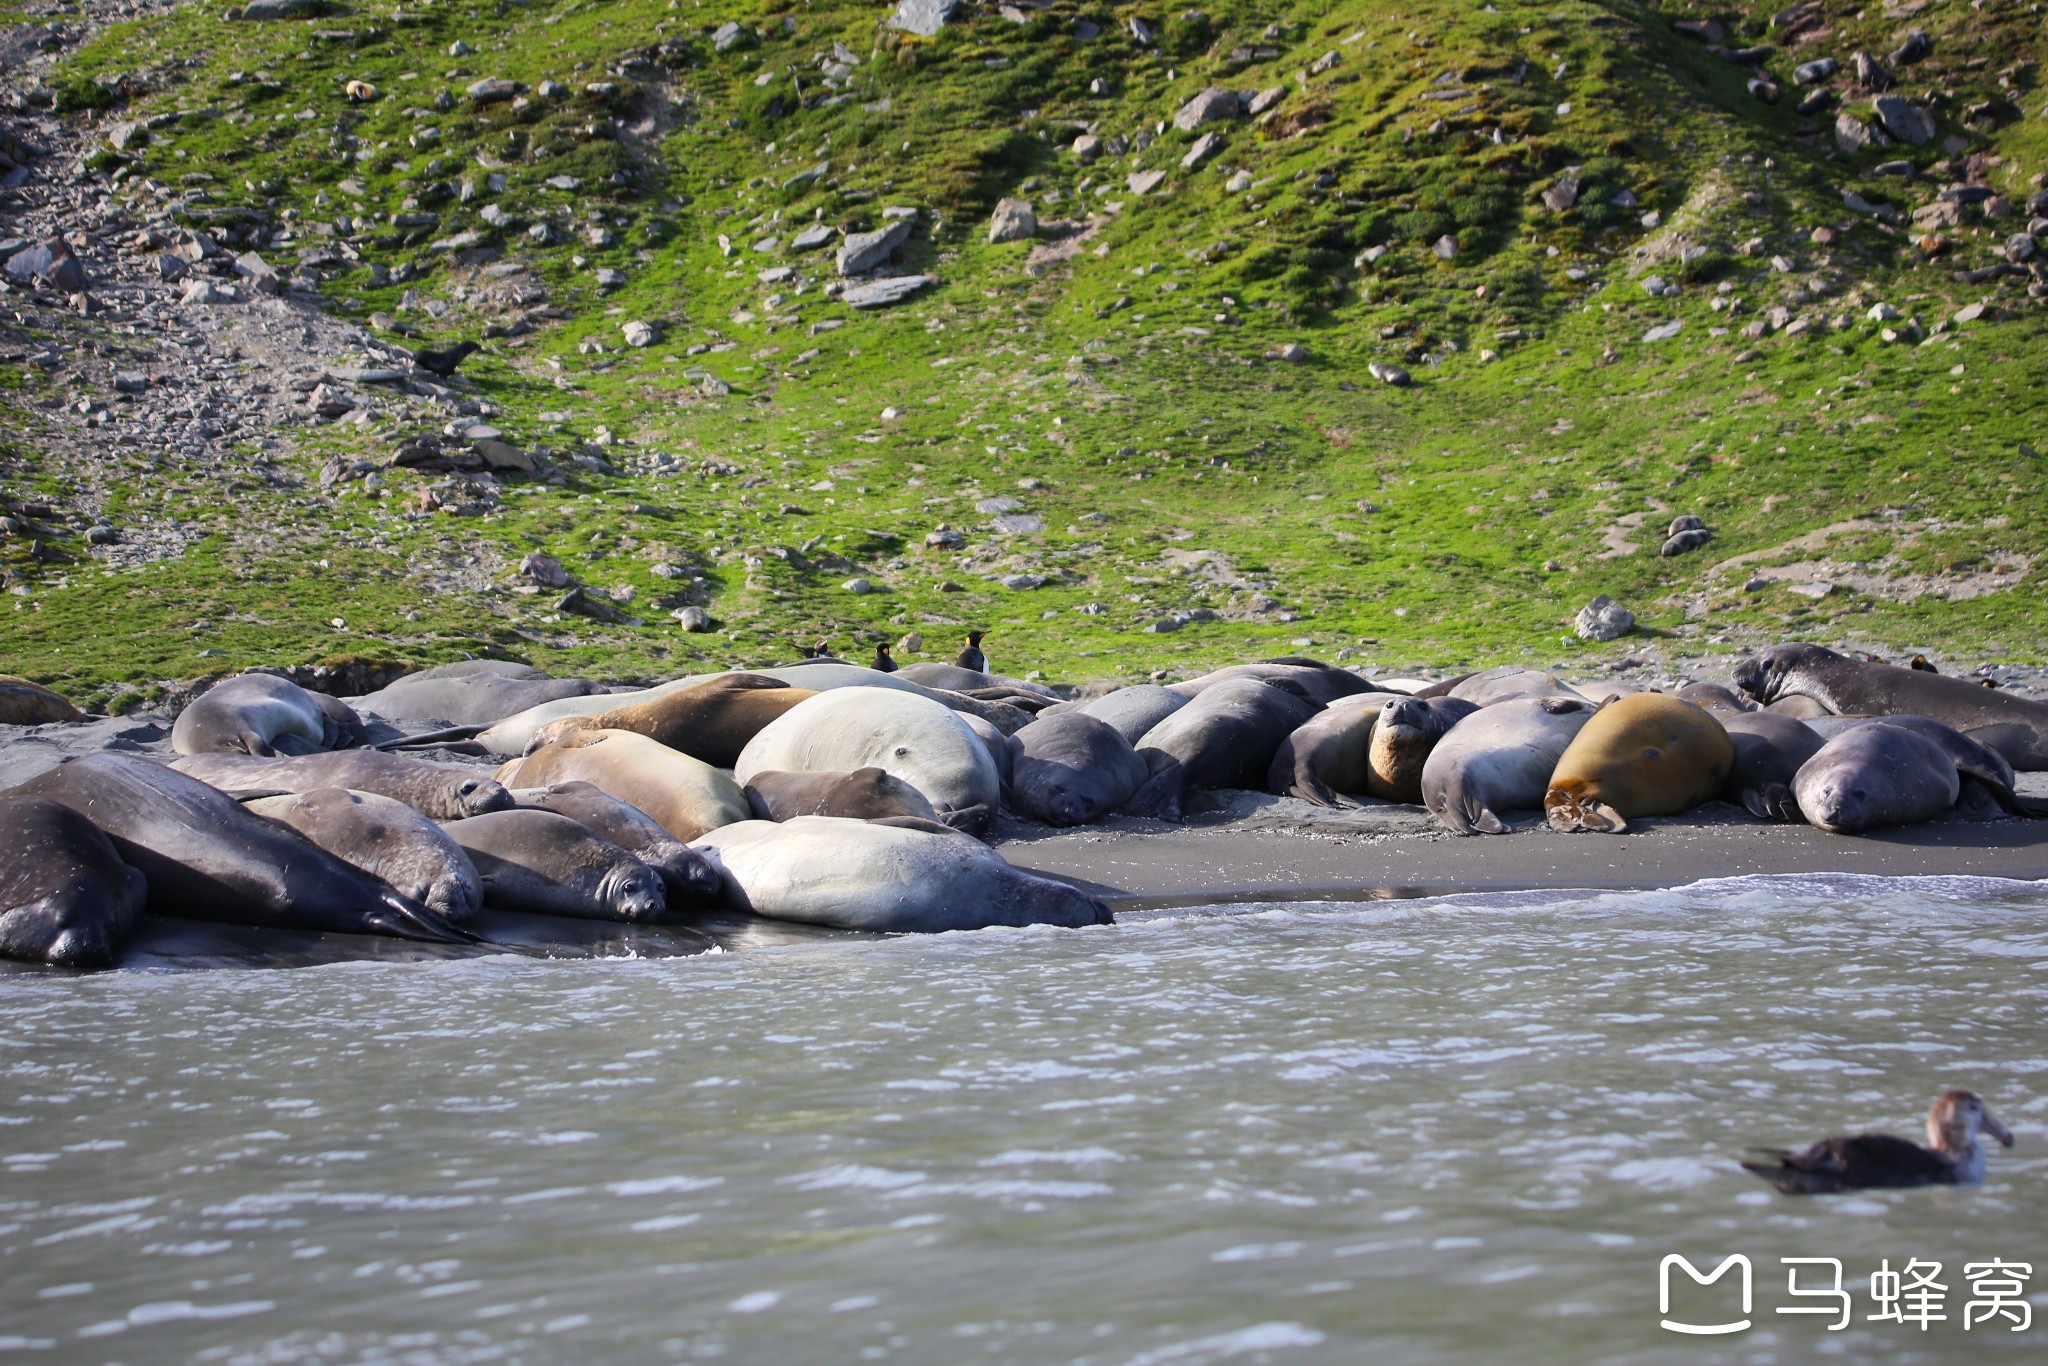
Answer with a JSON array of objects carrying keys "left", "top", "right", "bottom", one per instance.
[
  {"left": 1910, "top": 654, "right": 1939, "bottom": 673},
  {"left": 872, "top": 644, "right": 898, "bottom": 673},
  {"left": 955, "top": 630, "right": 987, "bottom": 673},
  {"left": 410, "top": 341, "right": 480, "bottom": 378},
  {"left": 1741, "top": 1090, "right": 2013, "bottom": 1195}
]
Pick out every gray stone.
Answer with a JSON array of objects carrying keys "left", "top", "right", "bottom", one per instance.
[
  {"left": 988, "top": 198, "right": 1036, "bottom": 244},
  {"left": 235, "top": 0, "right": 328, "bottom": 18},
  {"left": 1173, "top": 86, "right": 1243, "bottom": 132},
  {"left": 1127, "top": 170, "right": 1166, "bottom": 196},
  {"left": 888, "top": 0, "right": 959, "bottom": 37},
  {"left": 1071, "top": 134, "right": 1102, "bottom": 162},
  {"left": 1247, "top": 85, "right": 1287, "bottom": 116},
  {"left": 1542, "top": 166, "right": 1583, "bottom": 212},
  {"left": 711, "top": 21, "right": 745, "bottom": 51},
  {"left": 837, "top": 218, "right": 913, "bottom": 275},
  {"left": 925, "top": 529, "right": 965, "bottom": 549},
  {"left": 473, "top": 438, "right": 538, "bottom": 473},
  {"left": 993, "top": 514, "right": 1044, "bottom": 534},
  {"left": 1642, "top": 320, "right": 1683, "bottom": 342},
  {"left": 842, "top": 577, "right": 875, "bottom": 595},
  {"left": 791, "top": 223, "right": 837, "bottom": 252},
  {"left": 1431, "top": 234, "right": 1458, "bottom": 259},
  {"left": 1872, "top": 94, "right": 1935, "bottom": 146},
  {"left": 233, "top": 251, "right": 282, "bottom": 294},
  {"left": 112, "top": 372, "right": 148, "bottom": 393},
  {"left": 1143, "top": 617, "right": 1182, "bottom": 633},
  {"left": 622, "top": 320, "right": 659, "bottom": 348},
  {"left": 520, "top": 552, "right": 571, "bottom": 587},
  {"left": 3, "top": 240, "right": 85, "bottom": 292},
  {"left": 180, "top": 279, "right": 225, "bottom": 306},
  {"left": 466, "top": 78, "right": 521, "bottom": 106},
  {"left": 1842, "top": 190, "right": 1896, "bottom": 218},
  {"left": 998, "top": 573, "right": 1046, "bottom": 590},
  {"left": 1573, "top": 594, "right": 1635, "bottom": 641},
  {"left": 1180, "top": 132, "right": 1223, "bottom": 169},
  {"left": 1834, "top": 112, "right": 1880, "bottom": 155},
  {"left": 843, "top": 275, "right": 934, "bottom": 308}
]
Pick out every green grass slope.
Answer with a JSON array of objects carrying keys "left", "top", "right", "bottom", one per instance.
[{"left": 6, "top": 0, "right": 2047, "bottom": 704}]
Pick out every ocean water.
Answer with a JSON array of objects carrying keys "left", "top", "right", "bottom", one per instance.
[{"left": 2, "top": 874, "right": 2044, "bottom": 1364}]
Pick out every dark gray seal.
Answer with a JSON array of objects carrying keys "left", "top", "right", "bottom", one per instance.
[
  {"left": 1676, "top": 681, "right": 1760, "bottom": 719},
  {"left": 11, "top": 755, "right": 473, "bottom": 943},
  {"left": 1805, "top": 715, "right": 2048, "bottom": 819},
  {"left": 244, "top": 788, "right": 483, "bottom": 924},
  {"left": 1419, "top": 696, "right": 1597, "bottom": 835},
  {"left": 1169, "top": 662, "right": 1372, "bottom": 707},
  {"left": 1008, "top": 713, "right": 1149, "bottom": 826},
  {"left": 171, "top": 673, "right": 369, "bottom": 757},
  {"left": 351, "top": 668, "right": 605, "bottom": 727},
  {"left": 1735, "top": 643, "right": 2048, "bottom": 769},
  {"left": 1722, "top": 712, "right": 1825, "bottom": 822},
  {"left": 1076, "top": 685, "right": 1191, "bottom": 745},
  {"left": 441, "top": 809, "right": 668, "bottom": 921},
  {"left": 1127, "top": 678, "right": 1321, "bottom": 820},
  {"left": 0, "top": 793, "right": 147, "bottom": 968},
  {"left": 509, "top": 782, "right": 723, "bottom": 906},
  {"left": 1265, "top": 695, "right": 1403, "bottom": 807},
  {"left": 1793, "top": 724, "right": 1961, "bottom": 834},
  {"left": 743, "top": 767, "right": 942, "bottom": 824},
  {"left": 168, "top": 750, "right": 513, "bottom": 820}
]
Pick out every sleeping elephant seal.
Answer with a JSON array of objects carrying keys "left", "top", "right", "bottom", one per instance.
[
  {"left": 1734, "top": 643, "right": 2048, "bottom": 769},
  {"left": 1793, "top": 724, "right": 1962, "bottom": 835},
  {"left": 11, "top": 754, "right": 473, "bottom": 943},
  {"left": 1420, "top": 697, "right": 1596, "bottom": 835},
  {"left": 0, "top": 676, "right": 84, "bottom": 726},
  {"left": 0, "top": 794, "right": 147, "bottom": 968},
  {"left": 529, "top": 674, "right": 817, "bottom": 769},
  {"left": 1367, "top": 695, "right": 1480, "bottom": 804},
  {"left": 172, "top": 674, "right": 368, "bottom": 757},
  {"left": 1265, "top": 694, "right": 1405, "bottom": 807},
  {"left": 244, "top": 788, "right": 482, "bottom": 924},
  {"left": 1127, "top": 678, "right": 1320, "bottom": 821},
  {"left": 1805, "top": 715, "right": 2048, "bottom": 820},
  {"left": 1448, "top": 666, "right": 1585, "bottom": 707},
  {"left": 1009, "top": 713, "right": 1149, "bottom": 826},
  {"left": 1722, "top": 712, "right": 1825, "bottom": 822},
  {"left": 1675, "top": 681, "right": 1758, "bottom": 720},
  {"left": 691, "top": 816, "right": 1112, "bottom": 932},
  {"left": 441, "top": 809, "right": 667, "bottom": 922},
  {"left": 351, "top": 669, "right": 604, "bottom": 728},
  {"left": 734, "top": 688, "right": 1001, "bottom": 835},
  {"left": 744, "top": 767, "right": 941, "bottom": 824},
  {"left": 1077, "top": 685, "right": 1191, "bottom": 746},
  {"left": 958, "top": 710, "right": 1014, "bottom": 789},
  {"left": 1545, "top": 694, "right": 1734, "bottom": 833},
  {"left": 509, "top": 782, "right": 722, "bottom": 906},
  {"left": 497, "top": 729, "right": 751, "bottom": 842},
  {"left": 896, "top": 662, "right": 1058, "bottom": 699},
  {"left": 1168, "top": 662, "right": 1371, "bottom": 707},
  {"left": 168, "top": 749, "right": 512, "bottom": 820}
]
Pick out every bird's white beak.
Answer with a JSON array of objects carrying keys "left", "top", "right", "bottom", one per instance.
[{"left": 1984, "top": 1111, "right": 2015, "bottom": 1148}]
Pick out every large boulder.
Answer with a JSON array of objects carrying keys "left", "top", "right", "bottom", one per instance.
[
  {"left": 988, "top": 198, "right": 1036, "bottom": 244},
  {"left": 1172, "top": 86, "right": 1243, "bottom": 132},
  {"left": 888, "top": 0, "right": 959, "bottom": 37},
  {"left": 837, "top": 218, "right": 913, "bottom": 275},
  {"left": 1872, "top": 94, "right": 1935, "bottom": 146}
]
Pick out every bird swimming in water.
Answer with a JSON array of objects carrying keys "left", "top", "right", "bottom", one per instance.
[
  {"left": 1741, "top": 1090, "right": 2014, "bottom": 1194},
  {"left": 1910, "top": 655, "right": 1939, "bottom": 673},
  {"left": 872, "top": 643, "right": 898, "bottom": 673},
  {"left": 409, "top": 340, "right": 480, "bottom": 378},
  {"left": 955, "top": 630, "right": 987, "bottom": 673}
]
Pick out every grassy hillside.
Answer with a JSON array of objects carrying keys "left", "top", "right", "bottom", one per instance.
[{"left": 4, "top": 0, "right": 2046, "bottom": 706}]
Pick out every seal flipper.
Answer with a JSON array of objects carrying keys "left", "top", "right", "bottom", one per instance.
[
  {"left": 1743, "top": 783, "right": 1802, "bottom": 823},
  {"left": 379, "top": 724, "right": 489, "bottom": 751},
  {"left": 361, "top": 890, "right": 486, "bottom": 945},
  {"left": 1124, "top": 764, "right": 1187, "bottom": 822}
]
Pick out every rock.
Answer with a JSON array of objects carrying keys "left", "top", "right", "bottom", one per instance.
[
  {"left": 1180, "top": 132, "right": 1223, "bottom": 169},
  {"left": 988, "top": 198, "right": 1036, "bottom": 244},
  {"left": 2, "top": 240, "right": 85, "bottom": 292},
  {"left": 1874, "top": 160, "right": 1914, "bottom": 178},
  {"left": 466, "top": 78, "right": 522, "bottom": 106},
  {"left": 1272, "top": 343, "right": 1306, "bottom": 363},
  {"left": 1954, "top": 301, "right": 1988, "bottom": 325},
  {"left": 842, "top": 275, "right": 935, "bottom": 309},
  {"left": 1661, "top": 528, "right": 1712, "bottom": 556},
  {"left": 1834, "top": 112, "right": 1879, "bottom": 155},
  {"left": 236, "top": 0, "right": 329, "bottom": 17},
  {"left": 112, "top": 372, "right": 148, "bottom": 394},
  {"left": 674, "top": 606, "right": 714, "bottom": 632},
  {"left": 106, "top": 121, "right": 148, "bottom": 151},
  {"left": 1574, "top": 594, "right": 1635, "bottom": 641},
  {"left": 888, "top": 0, "right": 959, "bottom": 37},
  {"left": 1842, "top": 190, "right": 1896, "bottom": 218},
  {"left": 1872, "top": 94, "right": 1935, "bottom": 146},
  {"left": 925, "top": 528, "right": 965, "bottom": 549},
  {"left": 520, "top": 552, "right": 571, "bottom": 587},
  {"left": 1641, "top": 275, "right": 1672, "bottom": 296},
  {"left": 1431, "top": 234, "right": 1458, "bottom": 259},
  {"left": 1787, "top": 581, "right": 1835, "bottom": 599},
  {"left": 180, "top": 279, "right": 225, "bottom": 306},
  {"left": 473, "top": 438, "right": 538, "bottom": 473},
  {"left": 1367, "top": 361, "right": 1411, "bottom": 387},
  {"left": 621, "top": 320, "right": 660, "bottom": 348},
  {"left": 898, "top": 632, "right": 924, "bottom": 654},
  {"left": 842, "top": 577, "right": 875, "bottom": 595},
  {"left": 2006, "top": 233, "right": 2037, "bottom": 263},
  {"left": 993, "top": 514, "right": 1043, "bottom": 534},
  {"left": 711, "top": 21, "right": 745, "bottom": 51},
  {"left": 1071, "top": 134, "right": 1101, "bottom": 162},
  {"left": 1143, "top": 617, "right": 1182, "bottom": 633},
  {"left": 1795, "top": 88, "right": 1834, "bottom": 117},
  {"left": 1247, "top": 85, "right": 1287, "bottom": 117},
  {"left": 1127, "top": 170, "right": 1166, "bottom": 196},
  {"left": 837, "top": 219, "right": 913, "bottom": 275},
  {"left": 1542, "top": 166, "right": 1583, "bottom": 212},
  {"left": 1173, "top": 86, "right": 1243, "bottom": 132},
  {"left": 791, "top": 223, "right": 836, "bottom": 252},
  {"left": 85, "top": 524, "right": 119, "bottom": 546},
  {"left": 233, "top": 251, "right": 282, "bottom": 294},
  {"left": 1642, "top": 320, "right": 1683, "bottom": 342},
  {"left": 594, "top": 267, "right": 626, "bottom": 291},
  {"left": 999, "top": 573, "right": 1046, "bottom": 590},
  {"left": 557, "top": 586, "right": 622, "bottom": 623}
]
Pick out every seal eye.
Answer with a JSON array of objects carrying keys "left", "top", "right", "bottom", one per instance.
[{"left": 894, "top": 745, "right": 910, "bottom": 757}]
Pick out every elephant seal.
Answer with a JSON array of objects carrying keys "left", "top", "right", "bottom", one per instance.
[
  {"left": 1367, "top": 695, "right": 1480, "bottom": 804},
  {"left": 1734, "top": 643, "right": 2048, "bottom": 769},
  {"left": 897, "top": 662, "right": 1057, "bottom": 698},
  {"left": 1793, "top": 724, "right": 1961, "bottom": 835},
  {"left": 0, "top": 676, "right": 84, "bottom": 726},
  {"left": 1420, "top": 696, "right": 1597, "bottom": 835},
  {"left": 734, "top": 688, "right": 1001, "bottom": 834},
  {"left": 1127, "top": 678, "right": 1320, "bottom": 821},
  {"left": 1766, "top": 693, "right": 1835, "bottom": 720},
  {"left": 243, "top": 787, "right": 482, "bottom": 923},
  {"left": 11, "top": 755, "right": 473, "bottom": 943},
  {"left": 529, "top": 674, "right": 817, "bottom": 768},
  {"left": 1448, "top": 666, "right": 1585, "bottom": 707},
  {"left": 1545, "top": 694, "right": 1734, "bottom": 833},
  {"left": 352, "top": 669, "right": 604, "bottom": 727},
  {"left": 1675, "top": 681, "right": 1758, "bottom": 719},
  {"left": 509, "top": 782, "right": 723, "bottom": 906},
  {"left": 168, "top": 750, "right": 512, "bottom": 820},
  {"left": 1169, "top": 662, "right": 1371, "bottom": 707},
  {"left": 172, "top": 674, "right": 368, "bottom": 757},
  {"left": 0, "top": 794, "right": 146, "bottom": 968},
  {"left": 1265, "top": 694, "right": 1404, "bottom": 807},
  {"left": 691, "top": 816, "right": 1112, "bottom": 932},
  {"left": 1722, "top": 712, "right": 1825, "bottom": 822},
  {"left": 1009, "top": 713, "right": 1149, "bottom": 826},
  {"left": 1077, "top": 685, "right": 1191, "bottom": 745},
  {"left": 441, "top": 809, "right": 667, "bottom": 921},
  {"left": 1805, "top": 715, "right": 2048, "bottom": 820},
  {"left": 497, "top": 729, "right": 750, "bottom": 842},
  {"left": 958, "top": 710, "right": 1015, "bottom": 788},
  {"left": 744, "top": 767, "right": 941, "bottom": 824}
]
